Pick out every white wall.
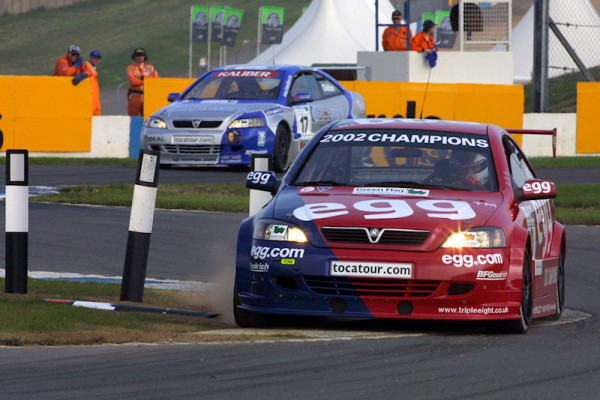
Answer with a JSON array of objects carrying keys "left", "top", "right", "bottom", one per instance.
[
  {"left": 521, "top": 113, "right": 578, "bottom": 157},
  {"left": 29, "top": 116, "right": 131, "bottom": 158},
  {"left": 357, "top": 51, "right": 514, "bottom": 84}
]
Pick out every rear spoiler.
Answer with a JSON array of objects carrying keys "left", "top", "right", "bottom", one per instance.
[{"left": 506, "top": 128, "right": 557, "bottom": 158}]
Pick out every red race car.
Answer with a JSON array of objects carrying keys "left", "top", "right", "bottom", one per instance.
[{"left": 236, "top": 119, "right": 565, "bottom": 333}]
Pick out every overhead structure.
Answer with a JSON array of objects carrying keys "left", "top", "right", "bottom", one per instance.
[{"left": 249, "top": 0, "right": 395, "bottom": 66}]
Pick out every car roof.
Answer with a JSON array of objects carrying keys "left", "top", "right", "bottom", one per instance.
[
  {"left": 213, "top": 64, "right": 313, "bottom": 74},
  {"left": 330, "top": 118, "right": 501, "bottom": 136}
]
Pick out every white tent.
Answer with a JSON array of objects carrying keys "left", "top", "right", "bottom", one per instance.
[
  {"left": 512, "top": 0, "right": 600, "bottom": 83},
  {"left": 249, "top": 0, "right": 396, "bottom": 65}
]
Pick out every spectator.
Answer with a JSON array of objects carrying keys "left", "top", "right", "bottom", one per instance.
[
  {"left": 54, "top": 45, "right": 83, "bottom": 76},
  {"left": 126, "top": 47, "right": 159, "bottom": 117},
  {"left": 72, "top": 50, "right": 102, "bottom": 116},
  {"left": 412, "top": 19, "right": 438, "bottom": 54},
  {"left": 382, "top": 10, "right": 412, "bottom": 51}
]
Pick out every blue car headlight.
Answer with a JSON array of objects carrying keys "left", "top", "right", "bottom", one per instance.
[
  {"left": 253, "top": 219, "right": 308, "bottom": 243},
  {"left": 228, "top": 117, "right": 264, "bottom": 129},
  {"left": 145, "top": 117, "right": 167, "bottom": 129}
]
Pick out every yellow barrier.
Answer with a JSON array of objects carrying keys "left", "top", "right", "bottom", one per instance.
[
  {"left": 576, "top": 82, "right": 600, "bottom": 153},
  {"left": 340, "top": 81, "right": 524, "bottom": 129},
  {"left": 143, "top": 77, "right": 196, "bottom": 120},
  {"left": 0, "top": 76, "right": 91, "bottom": 152}
]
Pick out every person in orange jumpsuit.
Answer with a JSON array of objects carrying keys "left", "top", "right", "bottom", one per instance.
[
  {"left": 54, "top": 45, "right": 83, "bottom": 76},
  {"left": 73, "top": 50, "right": 102, "bottom": 115},
  {"left": 126, "top": 48, "right": 159, "bottom": 117},
  {"left": 412, "top": 19, "right": 438, "bottom": 54},
  {"left": 382, "top": 10, "right": 413, "bottom": 51}
]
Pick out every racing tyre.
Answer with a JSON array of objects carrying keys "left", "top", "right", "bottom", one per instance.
[
  {"left": 233, "top": 282, "right": 271, "bottom": 328},
  {"left": 505, "top": 249, "right": 533, "bottom": 334},
  {"left": 547, "top": 245, "right": 565, "bottom": 320},
  {"left": 273, "top": 124, "right": 290, "bottom": 172}
]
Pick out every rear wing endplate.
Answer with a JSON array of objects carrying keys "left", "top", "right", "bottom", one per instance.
[{"left": 506, "top": 128, "right": 557, "bottom": 158}]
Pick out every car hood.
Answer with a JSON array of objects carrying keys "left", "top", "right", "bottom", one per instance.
[
  {"left": 267, "top": 186, "right": 504, "bottom": 250},
  {"left": 154, "top": 99, "right": 283, "bottom": 120}
]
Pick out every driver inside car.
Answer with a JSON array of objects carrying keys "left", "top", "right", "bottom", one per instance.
[{"left": 448, "top": 151, "right": 490, "bottom": 190}]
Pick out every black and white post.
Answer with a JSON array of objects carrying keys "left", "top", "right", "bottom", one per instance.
[
  {"left": 5, "top": 150, "right": 29, "bottom": 294},
  {"left": 249, "top": 154, "right": 273, "bottom": 215},
  {"left": 120, "top": 150, "right": 160, "bottom": 302}
]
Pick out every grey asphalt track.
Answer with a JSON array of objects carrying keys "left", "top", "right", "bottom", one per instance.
[{"left": 1, "top": 166, "right": 600, "bottom": 399}]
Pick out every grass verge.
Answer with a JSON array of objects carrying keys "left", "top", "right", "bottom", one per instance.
[
  {"left": 31, "top": 182, "right": 600, "bottom": 225},
  {"left": 0, "top": 278, "right": 237, "bottom": 346},
  {"left": 33, "top": 183, "right": 250, "bottom": 213}
]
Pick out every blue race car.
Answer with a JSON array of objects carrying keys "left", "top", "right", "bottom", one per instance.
[{"left": 140, "top": 65, "right": 366, "bottom": 171}]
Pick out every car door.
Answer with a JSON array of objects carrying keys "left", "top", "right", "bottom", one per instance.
[
  {"left": 503, "top": 135, "right": 554, "bottom": 296},
  {"left": 288, "top": 71, "right": 349, "bottom": 141}
]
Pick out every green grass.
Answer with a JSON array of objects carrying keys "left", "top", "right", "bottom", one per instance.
[
  {"left": 523, "top": 65, "right": 600, "bottom": 113},
  {"left": 34, "top": 183, "right": 250, "bottom": 212},
  {"left": 0, "top": 0, "right": 311, "bottom": 89},
  {"left": 0, "top": 279, "right": 230, "bottom": 346},
  {"left": 529, "top": 156, "right": 600, "bottom": 168}
]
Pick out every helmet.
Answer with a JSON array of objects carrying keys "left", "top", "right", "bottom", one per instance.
[
  {"left": 131, "top": 47, "right": 148, "bottom": 60},
  {"left": 90, "top": 50, "right": 102, "bottom": 58},
  {"left": 68, "top": 45, "right": 80, "bottom": 54},
  {"left": 449, "top": 151, "right": 489, "bottom": 188}
]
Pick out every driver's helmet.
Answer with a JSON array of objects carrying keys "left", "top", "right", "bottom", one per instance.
[{"left": 449, "top": 151, "right": 489, "bottom": 188}]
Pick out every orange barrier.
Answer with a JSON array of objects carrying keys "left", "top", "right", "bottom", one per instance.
[
  {"left": 0, "top": 76, "right": 91, "bottom": 152},
  {"left": 576, "top": 82, "right": 600, "bottom": 153}
]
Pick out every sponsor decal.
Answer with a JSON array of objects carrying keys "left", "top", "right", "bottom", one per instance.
[
  {"left": 213, "top": 70, "right": 278, "bottom": 78},
  {"left": 145, "top": 136, "right": 169, "bottom": 144},
  {"left": 442, "top": 253, "right": 504, "bottom": 268},
  {"left": 172, "top": 136, "right": 213, "bottom": 145},
  {"left": 293, "top": 200, "right": 475, "bottom": 221},
  {"left": 300, "top": 187, "right": 315, "bottom": 193},
  {"left": 281, "top": 259, "right": 295, "bottom": 265},
  {"left": 250, "top": 262, "right": 270, "bottom": 272},
  {"left": 220, "top": 154, "right": 242, "bottom": 162},
  {"left": 533, "top": 303, "right": 557, "bottom": 315},
  {"left": 353, "top": 187, "right": 429, "bottom": 197},
  {"left": 544, "top": 266, "right": 558, "bottom": 286},
  {"left": 257, "top": 131, "right": 266, "bottom": 147},
  {"left": 438, "top": 306, "right": 509, "bottom": 315},
  {"left": 476, "top": 270, "right": 508, "bottom": 280},
  {"left": 251, "top": 245, "right": 305, "bottom": 260},
  {"left": 245, "top": 149, "right": 269, "bottom": 155},
  {"left": 330, "top": 261, "right": 412, "bottom": 278},
  {"left": 265, "top": 107, "right": 284, "bottom": 115},
  {"left": 269, "top": 225, "right": 287, "bottom": 241},
  {"left": 317, "top": 187, "right": 332, "bottom": 192},
  {"left": 320, "top": 132, "right": 489, "bottom": 148}
]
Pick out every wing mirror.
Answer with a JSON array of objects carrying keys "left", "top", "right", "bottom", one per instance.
[
  {"left": 246, "top": 171, "right": 280, "bottom": 194},
  {"left": 167, "top": 92, "right": 181, "bottom": 102},
  {"left": 515, "top": 179, "right": 556, "bottom": 202}
]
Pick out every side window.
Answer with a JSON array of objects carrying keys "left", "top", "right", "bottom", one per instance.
[
  {"left": 289, "top": 73, "right": 322, "bottom": 101},
  {"left": 503, "top": 136, "right": 535, "bottom": 187},
  {"left": 315, "top": 73, "right": 343, "bottom": 98}
]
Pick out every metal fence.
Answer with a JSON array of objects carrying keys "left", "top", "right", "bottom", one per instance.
[{"left": 542, "top": 0, "right": 600, "bottom": 112}]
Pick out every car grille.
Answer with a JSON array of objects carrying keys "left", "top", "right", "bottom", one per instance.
[
  {"left": 172, "top": 120, "right": 222, "bottom": 129},
  {"left": 161, "top": 144, "right": 225, "bottom": 155},
  {"left": 320, "top": 227, "right": 429, "bottom": 245},
  {"left": 304, "top": 276, "right": 440, "bottom": 298}
]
